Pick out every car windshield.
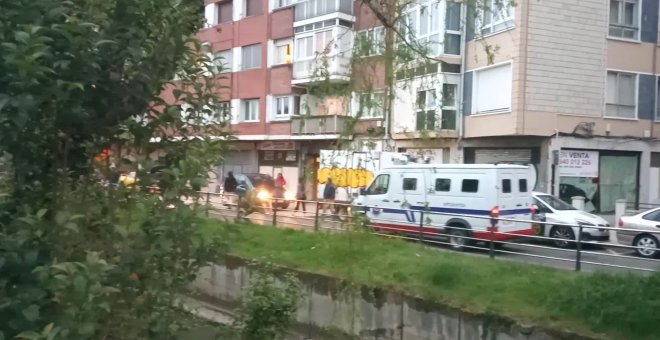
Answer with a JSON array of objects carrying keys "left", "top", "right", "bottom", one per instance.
[{"left": 537, "top": 194, "right": 576, "bottom": 211}]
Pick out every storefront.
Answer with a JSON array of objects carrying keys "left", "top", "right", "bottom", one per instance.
[
  {"left": 557, "top": 149, "right": 640, "bottom": 213},
  {"left": 257, "top": 141, "right": 300, "bottom": 195}
]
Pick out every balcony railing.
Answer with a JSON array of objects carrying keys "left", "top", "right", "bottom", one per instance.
[
  {"left": 291, "top": 115, "right": 350, "bottom": 135},
  {"left": 292, "top": 55, "right": 351, "bottom": 83},
  {"left": 294, "top": 0, "right": 353, "bottom": 22}
]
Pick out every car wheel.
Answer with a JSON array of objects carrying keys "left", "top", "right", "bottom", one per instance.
[
  {"left": 551, "top": 226, "right": 575, "bottom": 248},
  {"left": 634, "top": 234, "right": 659, "bottom": 258},
  {"left": 448, "top": 228, "right": 470, "bottom": 251}
]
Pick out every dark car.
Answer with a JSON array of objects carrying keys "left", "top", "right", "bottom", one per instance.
[{"left": 235, "top": 173, "right": 294, "bottom": 209}]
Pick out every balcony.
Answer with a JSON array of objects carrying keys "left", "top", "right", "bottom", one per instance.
[
  {"left": 294, "top": 0, "right": 353, "bottom": 22},
  {"left": 292, "top": 55, "right": 351, "bottom": 84},
  {"left": 291, "top": 115, "right": 350, "bottom": 135}
]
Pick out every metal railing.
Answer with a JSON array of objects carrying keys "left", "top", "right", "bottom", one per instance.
[
  {"left": 198, "top": 192, "right": 660, "bottom": 274},
  {"left": 292, "top": 55, "right": 351, "bottom": 82},
  {"left": 290, "top": 114, "right": 351, "bottom": 135}
]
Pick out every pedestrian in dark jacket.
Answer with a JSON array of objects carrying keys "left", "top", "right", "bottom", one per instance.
[
  {"left": 223, "top": 171, "right": 238, "bottom": 208},
  {"left": 322, "top": 177, "right": 336, "bottom": 217},
  {"left": 294, "top": 178, "right": 306, "bottom": 212}
]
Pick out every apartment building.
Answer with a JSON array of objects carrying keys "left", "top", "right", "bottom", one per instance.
[
  {"left": 195, "top": 0, "right": 467, "bottom": 198},
  {"left": 461, "top": 0, "right": 660, "bottom": 212}
]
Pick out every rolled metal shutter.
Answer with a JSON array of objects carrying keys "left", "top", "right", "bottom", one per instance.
[{"left": 474, "top": 149, "right": 532, "bottom": 164}]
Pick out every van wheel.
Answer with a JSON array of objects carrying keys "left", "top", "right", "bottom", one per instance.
[
  {"left": 448, "top": 228, "right": 471, "bottom": 251},
  {"left": 550, "top": 226, "right": 575, "bottom": 248}
]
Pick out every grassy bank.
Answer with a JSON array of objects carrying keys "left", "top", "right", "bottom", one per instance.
[{"left": 202, "top": 220, "right": 660, "bottom": 339}]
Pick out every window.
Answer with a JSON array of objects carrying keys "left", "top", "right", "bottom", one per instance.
[
  {"left": 218, "top": 101, "right": 231, "bottom": 121},
  {"left": 434, "top": 178, "right": 451, "bottom": 192},
  {"left": 272, "top": 96, "right": 299, "bottom": 119},
  {"left": 642, "top": 210, "right": 660, "bottom": 222},
  {"left": 295, "top": 36, "right": 314, "bottom": 60},
  {"left": 609, "top": 0, "right": 639, "bottom": 40},
  {"left": 476, "top": 0, "right": 515, "bottom": 36},
  {"left": 357, "top": 27, "right": 385, "bottom": 56},
  {"left": 441, "top": 83, "right": 457, "bottom": 130},
  {"left": 444, "top": 1, "right": 461, "bottom": 55},
  {"left": 241, "top": 44, "right": 261, "bottom": 70},
  {"left": 606, "top": 71, "right": 636, "bottom": 118},
  {"left": 403, "top": 178, "right": 418, "bottom": 191},
  {"left": 416, "top": 89, "right": 436, "bottom": 131},
  {"left": 519, "top": 179, "right": 528, "bottom": 193},
  {"left": 274, "top": 0, "right": 294, "bottom": 9},
  {"left": 315, "top": 30, "right": 334, "bottom": 54},
  {"left": 656, "top": 78, "right": 660, "bottom": 121},
  {"left": 356, "top": 92, "right": 384, "bottom": 118},
  {"left": 214, "top": 50, "right": 233, "bottom": 73},
  {"left": 502, "top": 179, "right": 511, "bottom": 193},
  {"left": 218, "top": 1, "right": 233, "bottom": 23},
  {"left": 273, "top": 39, "right": 293, "bottom": 65},
  {"left": 461, "top": 179, "right": 479, "bottom": 193},
  {"left": 241, "top": 99, "right": 259, "bottom": 122},
  {"left": 472, "top": 63, "right": 512, "bottom": 114},
  {"left": 245, "top": 0, "right": 262, "bottom": 17},
  {"left": 367, "top": 174, "right": 390, "bottom": 195},
  {"left": 405, "top": 1, "right": 441, "bottom": 55}
]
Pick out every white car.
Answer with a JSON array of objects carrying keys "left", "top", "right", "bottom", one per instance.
[
  {"left": 618, "top": 208, "right": 660, "bottom": 258},
  {"left": 532, "top": 192, "right": 610, "bottom": 248}
]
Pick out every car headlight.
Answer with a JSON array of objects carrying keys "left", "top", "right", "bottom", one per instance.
[
  {"left": 284, "top": 191, "right": 295, "bottom": 201},
  {"left": 256, "top": 190, "right": 271, "bottom": 201},
  {"left": 576, "top": 220, "right": 595, "bottom": 227}
]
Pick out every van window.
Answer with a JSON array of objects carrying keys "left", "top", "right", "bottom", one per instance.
[
  {"left": 461, "top": 179, "right": 479, "bottom": 193},
  {"left": 367, "top": 174, "right": 390, "bottom": 195},
  {"left": 519, "top": 179, "right": 528, "bottom": 192},
  {"left": 502, "top": 179, "right": 511, "bottom": 193},
  {"left": 435, "top": 178, "right": 451, "bottom": 192},
  {"left": 403, "top": 178, "right": 417, "bottom": 191}
]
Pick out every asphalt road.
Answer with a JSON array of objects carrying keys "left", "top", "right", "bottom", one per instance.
[{"left": 206, "top": 201, "right": 660, "bottom": 274}]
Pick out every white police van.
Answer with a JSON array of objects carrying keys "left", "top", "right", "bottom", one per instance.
[{"left": 354, "top": 164, "right": 536, "bottom": 249}]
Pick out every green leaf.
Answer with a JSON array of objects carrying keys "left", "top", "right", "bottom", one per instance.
[
  {"left": 15, "top": 331, "right": 40, "bottom": 340},
  {"left": 14, "top": 31, "right": 29, "bottom": 42},
  {"left": 73, "top": 276, "right": 87, "bottom": 293},
  {"left": 78, "top": 322, "right": 96, "bottom": 335},
  {"left": 22, "top": 304, "right": 40, "bottom": 322},
  {"left": 64, "top": 222, "right": 78, "bottom": 232},
  {"left": 36, "top": 209, "right": 47, "bottom": 219}
]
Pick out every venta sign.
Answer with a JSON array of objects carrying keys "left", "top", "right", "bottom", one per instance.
[{"left": 558, "top": 150, "right": 599, "bottom": 178}]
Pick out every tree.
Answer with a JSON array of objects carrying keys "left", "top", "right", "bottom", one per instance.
[{"left": 0, "top": 0, "right": 230, "bottom": 338}]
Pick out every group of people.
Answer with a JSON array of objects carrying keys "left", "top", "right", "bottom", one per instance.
[{"left": 220, "top": 171, "right": 338, "bottom": 217}]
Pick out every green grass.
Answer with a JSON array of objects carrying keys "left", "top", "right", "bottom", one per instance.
[{"left": 202, "top": 221, "right": 660, "bottom": 340}]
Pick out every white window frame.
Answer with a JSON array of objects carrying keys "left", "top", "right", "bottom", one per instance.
[
  {"left": 471, "top": 62, "right": 513, "bottom": 115},
  {"left": 605, "top": 70, "right": 638, "bottom": 119},
  {"left": 241, "top": 44, "right": 261, "bottom": 70},
  {"left": 273, "top": 38, "right": 293, "bottom": 65},
  {"left": 416, "top": 89, "right": 437, "bottom": 130},
  {"left": 444, "top": 1, "right": 461, "bottom": 55},
  {"left": 356, "top": 27, "right": 385, "bottom": 57},
  {"left": 608, "top": 0, "right": 640, "bottom": 41},
  {"left": 404, "top": 1, "right": 442, "bottom": 55},
  {"left": 241, "top": 99, "right": 260, "bottom": 122},
  {"left": 294, "top": 29, "right": 335, "bottom": 61},
  {"left": 214, "top": 50, "right": 233, "bottom": 73},
  {"left": 476, "top": 0, "right": 515, "bottom": 37},
  {"left": 271, "top": 95, "right": 299, "bottom": 120},
  {"left": 294, "top": 35, "right": 314, "bottom": 61}
]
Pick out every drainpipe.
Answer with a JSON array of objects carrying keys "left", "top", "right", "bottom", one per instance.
[
  {"left": 457, "top": 0, "right": 468, "bottom": 160},
  {"left": 650, "top": 30, "right": 658, "bottom": 139}
]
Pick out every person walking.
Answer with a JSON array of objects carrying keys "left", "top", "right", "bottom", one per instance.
[
  {"left": 223, "top": 171, "right": 238, "bottom": 209},
  {"left": 276, "top": 173, "right": 286, "bottom": 188},
  {"left": 293, "top": 178, "right": 306, "bottom": 213},
  {"left": 322, "top": 177, "right": 336, "bottom": 219}
]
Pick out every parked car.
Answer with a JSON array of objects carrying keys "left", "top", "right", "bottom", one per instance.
[
  {"left": 618, "top": 208, "right": 660, "bottom": 258},
  {"left": 532, "top": 192, "right": 609, "bottom": 248},
  {"left": 234, "top": 173, "right": 295, "bottom": 209}
]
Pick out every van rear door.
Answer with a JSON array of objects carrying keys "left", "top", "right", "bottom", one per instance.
[{"left": 497, "top": 169, "right": 533, "bottom": 236}]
